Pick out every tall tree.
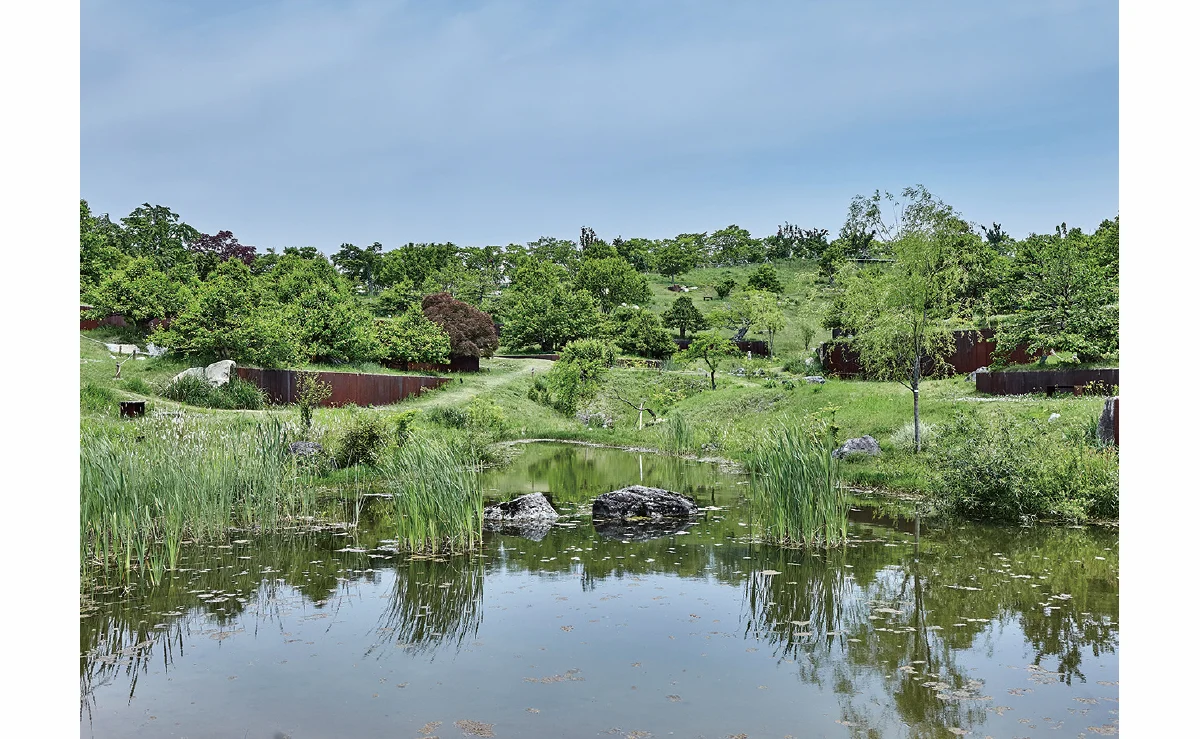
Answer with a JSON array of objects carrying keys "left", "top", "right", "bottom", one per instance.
[
  {"left": 189, "top": 230, "right": 257, "bottom": 279},
  {"left": 653, "top": 235, "right": 701, "bottom": 286},
  {"left": 708, "top": 224, "right": 763, "bottom": 265},
  {"left": 421, "top": 292, "right": 499, "bottom": 358},
  {"left": 661, "top": 295, "right": 708, "bottom": 340},
  {"left": 676, "top": 331, "right": 740, "bottom": 389},
  {"left": 79, "top": 199, "right": 127, "bottom": 291},
  {"left": 332, "top": 241, "right": 383, "bottom": 294},
  {"left": 119, "top": 203, "right": 199, "bottom": 271},
  {"left": 500, "top": 259, "right": 600, "bottom": 351},
  {"left": 575, "top": 256, "right": 651, "bottom": 312},
  {"left": 838, "top": 186, "right": 966, "bottom": 453}
]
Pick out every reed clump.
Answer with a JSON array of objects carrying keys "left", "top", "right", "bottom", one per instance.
[
  {"left": 80, "top": 415, "right": 311, "bottom": 582},
  {"left": 747, "top": 423, "right": 847, "bottom": 547},
  {"left": 380, "top": 434, "right": 483, "bottom": 553}
]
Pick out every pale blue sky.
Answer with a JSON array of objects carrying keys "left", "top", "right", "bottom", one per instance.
[{"left": 81, "top": 0, "right": 1117, "bottom": 252}]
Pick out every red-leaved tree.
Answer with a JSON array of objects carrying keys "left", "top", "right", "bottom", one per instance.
[{"left": 421, "top": 292, "right": 498, "bottom": 358}]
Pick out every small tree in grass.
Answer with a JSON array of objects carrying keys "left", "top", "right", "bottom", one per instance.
[
  {"left": 297, "top": 374, "right": 332, "bottom": 434},
  {"left": 662, "top": 295, "right": 708, "bottom": 340},
  {"left": 676, "top": 331, "right": 740, "bottom": 390},
  {"left": 747, "top": 263, "right": 783, "bottom": 293}
]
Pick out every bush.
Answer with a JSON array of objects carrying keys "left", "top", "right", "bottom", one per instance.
[
  {"left": 334, "top": 412, "right": 388, "bottom": 467},
  {"left": 296, "top": 374, "right": 332, "bottom": 432},
  {"left": 782, "top": 354, "right": 818, "bottom": 374},
  {"left": 887, "top": 421, "right": 939, "bottom": 453},
  {"left": 465, "top": 397, "right": 507, "bottom": 437},
  {"left": 123, "top": 377, "right": 153, "bottom": 395},
  {"left": 394, "top": 410, "right": 422, "bottom": 446},
  {"left": 932, "top": 410, "right": 1118, "bottom": 523},
  {"left": 715, "top": 276, "right": 737, "bottom": 299},
  {"left": 163, "top": 375, "right": 266, "bottom": 410},
  {"left": 746, "top": 264, "right": 783, "bottom": 293},
  {"left": 427, "top": 405, "right": 469, "bottom": 429}
]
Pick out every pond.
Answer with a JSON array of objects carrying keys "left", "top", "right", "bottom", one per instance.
[{"left": 81, "top": 442, "right": 1119, "bottom": 738}]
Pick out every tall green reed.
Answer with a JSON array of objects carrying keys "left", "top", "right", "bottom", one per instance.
[
  {"left": 80, "top": 415, "right": 311, "bottom": 582},
  {"left": 379, "top": 434, "right": 482, "bottom": 553},
  {"left": 747, "top": 423, "right": 847, "bottom": 547},
  {"left": 661, "top": 413, "right": 696, "bottom": 456}
]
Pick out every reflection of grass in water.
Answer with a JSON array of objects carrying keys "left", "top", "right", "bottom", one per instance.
[
  {"left": 80, "top": 415, "right": 312, "bottom": 583},
  {"left": 747, "top": 424, "right": 847, "bottom": 547},
  {"left": 381, "top": 435, "right": 483, "bottom": 553},
  {"left": 370, "top": 556, "right": 484, "bottom": 657}
]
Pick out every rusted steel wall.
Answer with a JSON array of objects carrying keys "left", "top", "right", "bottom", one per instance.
[
  {"left": 820, "top": 329, "right": 1033, "bottom": 378},
  {"left": 975, "top": 369, "right": 1119, "bottom": 396},
  {"left": 496, "top": 354, "right": 560, "bottom": 361},
  {"left": 236, "top": 368, "right": 450, "bottom": 407}
]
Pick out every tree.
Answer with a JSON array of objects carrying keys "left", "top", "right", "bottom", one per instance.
[
  {"left": 838, "top": 187, "right": 966, "bottom": 453},
  {"left": 84, "top": 257, "right": 193, "bottom": 330},
  {"left": 766, "top": 223, "right": 829, "bottom": 260},
  {"left": 526, "top": 236, "right": 581, "bottom": 272},
  {"left": 153, "top": 259, "right": 299, "bottom": 367},
  {"left": 715, "top": 273, "right": 738, "bottom": 298},
  {"left": 708, "top": 224, "right": 763, "bottom": 265},
  {"left": 500, "top": 259, "right": 600, "bottom": 351},
  {"left": 747, "top": 263, "right": 783, "bottom": 293},
  {"left": 575, "top": 256, "right": 651, "bottom": 313},
  {"left": 378, "top": 242, "right": 459, "bottom": 289},
  {"left": 80, "top": 200, "right": 127, "bottom": 291},
  {"left": 614, "top": 236, "right": 655, "bottom": 272},
  {"left": 994, "top": 224, "right": 1118, "bottom": 363},
  {"left": 421, "top": 292, "right": 499, "bottom": 357},
  {"left": 332, "top": 242, "right": 383, "bottom": 294},
  {"left": 605, "top": 306, "right": 677, "bottom": 358},
  {"left": 711, "top": 290, "right": 785, "bottom": 355},
  {"left": 653, "top": 235, "right": 702, "bottom": 285},
  {"left": 676, "top": 331, "right": 740, "bottom": 389},
  {"left": 189, "top": 230, "right": 257, "bottom": 279},
  {"left": 119, "top": 203, "right": 200, "bottom": 271},
  {"left": 374, "top": 305, "right": 452, "bottom": 366},
  {"left": 285, "top": 281, "right": 380, "bottom": 363},
  {"left": 661, "top": 295, "right": 708, "bottom": 340},
  {"left": 579, "top": 227, "right": 619, "bottom": 261},
  {"left": 536, "top": 339, "right": 616, "bottom": 414}
]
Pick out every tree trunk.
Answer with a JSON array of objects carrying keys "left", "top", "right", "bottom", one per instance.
[
  {"left": 679, "top": 326, "right": 686, "bottom": 340},
  {"left": 709, "top": 367, "right": 717, "bottom": 390},
  {"left": 913, "top": 352, "right": 922, "bottom": 454}
]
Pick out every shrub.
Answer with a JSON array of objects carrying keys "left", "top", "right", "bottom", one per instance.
[
  {"left": 932, "top": 410, "right": 1118, "bottom": 522},
  {"left": 427, "top": 405, "right": 469, "bottom": 429},
  {"left": 334, "top": 412, "right": 388, "bottom": 467},
  {"left": 123, "top": 376, "right": 153, "bottom": 395},
  {"left": 747, "top": 263, "right": 783, "bottom": 293},
  {"left": 297, "top": 374, "right": 332, "bottom": 432},
  {"left": 394, "top": 410, "right": 422, "bottom": 446},
  {"left": 887, "top": 421, "right": 939, "bottom": 453},
  {"left": 465, "top": 397, "right": 507, "bottom": 437},
  {"left": 715, "top": 276, "right": 737, "bottom": 299},
  {"left": 422, "top": 292, "right": 499, "bottom": 357},
  {"left": 222, "top": 378, "right": 267, "bottom": 410},
  {"left": 163, "top": 375, "right": 267, "bottom": 410}
]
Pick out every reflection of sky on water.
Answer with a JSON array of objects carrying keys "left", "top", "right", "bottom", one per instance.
[{"left": 81, "top": 443, "right": 1118, "bottom": 738}]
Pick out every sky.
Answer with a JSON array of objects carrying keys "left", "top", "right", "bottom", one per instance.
[{"left": 80, "top": 0, "right": 1118, "bottom": 253}]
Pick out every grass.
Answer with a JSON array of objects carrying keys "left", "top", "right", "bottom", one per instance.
[
  {"left": 80, "top": 414, "right": 313, "bottom": 583},
  {"left": 747, "top": 423, "right": 848, "bottom": 547},
  {"left": 380, "top": 434, "right": 483, "bottom": 553}
]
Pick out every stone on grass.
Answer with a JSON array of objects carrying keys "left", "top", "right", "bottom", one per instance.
[
  {"left": 205, "top": 359, "right": 237, "bottom": 386},
  {"left": 592, "top": 486, "right": 698, "bottom": 521},
  {"left": 804, "top": 375, "right": 826, "bottom": 384},
  {"left": 1097, "top": 396, "right": 1118, "bottom": 445},
  {"left": 170, "top": 367, "right": 207, "bottom": 385},
  {"left": 967, "top": 366, "right": 989, "bottom": 383},
  {"left": 288, "top": 441, "right": 324, "bottom": 458},
  {"left": 832, "top": 435, "right": 881, "bottom": 459}
]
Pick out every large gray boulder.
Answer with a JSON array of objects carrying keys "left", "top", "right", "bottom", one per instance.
[
  {"left": 288, "top": 441, "right": 325, "bottom": 458},
  {"left": 832, "top": 435, "right": 881, "bottom": 459},
  {"left": 1097, "top": 396, "right": 1118, "bottom": 445},
  {"left": 205, "top": 359, "right": 237, "bottom": 386},
  {"left": 484, "top": 493, "right": 559, "bottom": 524},
  {"left": 170, "top": 367, "right": 207, "bottom": 385},
  {"left": 592, "top": 485, "right": 698, "bottom": 521}
]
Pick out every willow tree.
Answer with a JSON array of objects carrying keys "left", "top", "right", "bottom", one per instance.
[{"left": 838, "top": 187, "right": 966, "bottom": 453}]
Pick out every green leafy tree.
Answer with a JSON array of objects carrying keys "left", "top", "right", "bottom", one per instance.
[
  {"left": 378, "top": 243, "right": 460, "bottom": 289},
  {"left": 708, "top": 224, "right": 763, "bottom": 265},
  {"left": 676, "top": 330, "right": 740, "bottom": 389},
  {"left": 118, "top": 203, "right": 199, "bottom": 271},
  {"left": 500, "top": 259, "right": 600, "bottom": 351},
  {"left": 526, "top": 236, "right": 582, "bottom": 272},
  {"left": 765, "top": 223, "right": 829, "bottom": 260},
  {"left": 711, "top": 290, "right": 786, "bottom": 355},
  {"left": 747, "top": 263, "right": 783, "bottom": 293},
  {"left": 285, "top": 282, "right": 380, "bottom": 363},
  {"left": 604, "top": 306, "right": 677, "bottom": 358},
  {"left": 332, "top": 242, "right": 383, "bottom": 294},
  {"left": 575, "top": 256, "right": 651, "bottom": 313},
  {"left": 838, "top": 187, "right": 966, "bottom": 453},
  {"left": 375, "top": 280, "right": 423, "bottom": 315},
  {"left": 374, "top": 305, "right": 452, "bottom": 366},
  {"left": 536, "top": 339, "right": 617, "bottom": 414},
  {"left": 154, "top": 259, "right": 299, "bottom": 367},
  {"left": 661, "top": 295, "right": 708, "bottom": 340},
  {"left": 79, "top": 200, "right": 127, "bottom": 291},
  {"left": 297, "top": 374, "right": 332, "bottom": 433},
  {"left": 715, "top": 274, "right": 738, "bottom": 298},
  {"left": 85, "top": 257, "right": 193, "bottom": 330},
  {"left": 613, "top": 236, "right": 655, "bottom": 272},
  {"left": 995, "top": 224, "right": 1118, "bottom": 363},
  {"left": 653, "top": 235, "right": 702, "bottom": 286}
]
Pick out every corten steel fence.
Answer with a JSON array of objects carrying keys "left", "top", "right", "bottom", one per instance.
[
  {"left": 974, "top": 368, "right": 1119, "bottom": 396},
  {"left": 236, "top": 368, "right": 451, "bottom": 407},
  {"left": 819, "top": 329, "right": 1034, "bottom": 378}
]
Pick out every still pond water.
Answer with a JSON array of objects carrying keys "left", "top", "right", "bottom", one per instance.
[{"left": 81, "top": 442, "right": 1118, "bottom": 738}]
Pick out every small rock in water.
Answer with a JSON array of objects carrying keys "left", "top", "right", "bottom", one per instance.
[{"left": 592, "top": 486, "right": 699, "bottom": 521}]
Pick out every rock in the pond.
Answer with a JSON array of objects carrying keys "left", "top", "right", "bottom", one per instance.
[
  {"left": 288, "top": 441, "right": 324, "bottom": 458},
  {"left": 592, "top": 486, "right": 698, "bottom": 521},
  {"left": 804, "top": 375, "right": 826, "bottom": 384},
  {"left": 484, "top": 493, "right": 559, "bottom": 524},
  {"left": 205, "top": 359, "right": 237, "bottom": 386},
  {"left": 832, "top": 435, "right": 881, "bottom": 459},
  {"left": 1097, "top": 396, "right": 1118, "bottom": 445},
  {"left": 170, "top": 366, "right": 207, "bottom": 385}
]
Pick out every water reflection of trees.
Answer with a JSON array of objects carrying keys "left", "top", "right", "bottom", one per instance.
[
  {"left": 738, "top": 519, "right": 1119, "bottom": 735},
  {"left": 366, "top": 554, "right": 485, "bottom": 660}
]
